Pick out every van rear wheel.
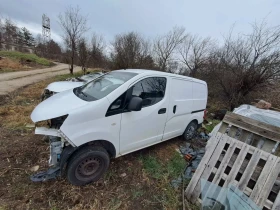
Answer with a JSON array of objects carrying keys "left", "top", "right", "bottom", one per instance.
[
  {"left": 183, "top": 121, "right": 198, "bottom": 140},
  {"left": 66, "top": 146, "right": 110, "bottom": 186}
]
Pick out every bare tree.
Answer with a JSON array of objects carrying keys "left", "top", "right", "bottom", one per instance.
[
  {"left": 153, "top": 26, "right": 186, "bottom": 72},
  {"left": 91, "top": 33, "right": 105, "bottom": 54},
  {"left": 0, "top": 17, "right": 3, "bottom": 50},
  {"left": 179, "top": 35, "right": 213, "bottom": 77},
  {"left": 58, "top": 6, "right": 89, "bottom": 74},
  {"left": 208, "top": 21, "right": 280, "bottom": 109},
  {"left": 111, "top": 32, "right": 154, "bottom": 69},
  {"left": 89, "top": 33, "right": 106, "bottom": 68},
  {"left": 77, "top": 38, "right": 89, "bottom": 74}
]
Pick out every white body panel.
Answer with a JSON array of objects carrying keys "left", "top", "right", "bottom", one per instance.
[
  {"left": 31, "top": 69, "right": 207, "bottom": 158},
  {"left": 46, "top": 81, "right": 84, "bottom": 93},
  {"left": 119, "top": 76, "right": 169, "bottom": 155}
]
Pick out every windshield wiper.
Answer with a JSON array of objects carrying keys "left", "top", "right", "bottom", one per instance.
[{"left": 80, "top": 91, "right": 87, "bottom": 97}]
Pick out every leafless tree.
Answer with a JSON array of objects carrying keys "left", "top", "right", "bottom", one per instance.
[
  {"left": 0, "top": 17, "right": 3, "bottom": 49},
  {"left": 77, "top": 38, "right": 90, "bottom": 74},
  {"left": 89, "top": 33, "right": 107, "bottom": 68},
  {"left": 208, "top": 21, "right": 280, "bottom": 109},
  {"left": 178, "top": 35, "right": 213, "bottom": 77},
  {"left": 153, "top": 27, "right": 186, "bottom": 72},
  {"left": 58, "top": 6, "right": 89, "bottom": 74},
  {"left": 111, "top": 32, "right": 155, "bottom": 69},
  {"left": 91, "top": 33, "right": 105, "bottom": 54}
]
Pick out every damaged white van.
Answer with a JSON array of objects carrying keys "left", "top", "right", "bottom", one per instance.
[{"left": 30, "top": 69, "right": 207, "bottom": 185}]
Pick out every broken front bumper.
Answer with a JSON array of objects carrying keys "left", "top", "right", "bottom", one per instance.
[{"left": 31, "top": 127, "right": 76, "bottom": 182}]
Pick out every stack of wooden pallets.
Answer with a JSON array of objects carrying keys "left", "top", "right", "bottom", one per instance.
[{"left": 185, "top": 112, "right": 280, "bottom": 210}]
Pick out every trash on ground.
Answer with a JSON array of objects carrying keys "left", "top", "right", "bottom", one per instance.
[
  {"left": 171, "top": 135, "right": 208, "bottom": 189},
  {"left": 25, "top": 123, "right": 35, "bottom": 128},
  {"left": 256, "top": 99, "right": 272, "bottom": 109},
  {"left": 201, "top": 179, "right": 261, "bottom": 210},
  {"left": 210, "top": 104, "right": 280, "bottom": 137}
]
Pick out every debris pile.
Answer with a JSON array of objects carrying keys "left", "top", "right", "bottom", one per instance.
[{"left": 171, "top": 134, "right": 209, "bottom": 188}]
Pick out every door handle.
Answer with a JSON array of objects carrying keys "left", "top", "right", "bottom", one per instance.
[
  {"left": 173, "top": 105, "right": 177, "bottom": 114},
  {"left": 158, "top": 108, "right": 166, "bottom": 114}
]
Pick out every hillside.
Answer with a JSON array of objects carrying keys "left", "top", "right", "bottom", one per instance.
[{"left": 0, "top": 51, "right": 54, "bottom": 73}]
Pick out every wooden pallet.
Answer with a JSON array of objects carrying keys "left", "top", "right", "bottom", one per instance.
[
  {"left": 220, "top": 112, "right": 280, "bottom": 154},
  {"left": 185, "top": 112, "right": 280, "bottom": 209}
]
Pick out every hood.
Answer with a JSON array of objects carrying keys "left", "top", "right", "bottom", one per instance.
[
  {"left": 31, "top": 89, "right": 88, "bottom": 122},
  {"left": 46, "top": 81, "right": 84, "bottom": 93}
]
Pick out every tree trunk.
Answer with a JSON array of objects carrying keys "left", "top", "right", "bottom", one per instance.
[{"left": 70, "top": 53, "right": 74, "bottom": 75}]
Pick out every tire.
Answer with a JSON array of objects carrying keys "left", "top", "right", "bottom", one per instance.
[
  {"left": 183, "top": 121, "right": 198, "bottom": 140},
  {"left": 66, "top": 146, "right": 110, "bottom": 186}
]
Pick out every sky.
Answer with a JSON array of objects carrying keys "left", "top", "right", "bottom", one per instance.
[{"left": 0, "top": 0, "right": 279, "bottom": 44}]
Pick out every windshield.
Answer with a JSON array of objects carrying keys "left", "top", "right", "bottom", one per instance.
[{"left": 74, "top": 71, "right": 137, "bottom": 101}]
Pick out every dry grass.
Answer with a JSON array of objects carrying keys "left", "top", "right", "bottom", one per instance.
[
  {"left": 0, "top": 57, "right": 23, "bottom": 72},
  {"left": 0, "top": 78, "right": 53, "bottom": 129},
  {"left": 0, "top": 72, "right": 84, "bottom": 129}
]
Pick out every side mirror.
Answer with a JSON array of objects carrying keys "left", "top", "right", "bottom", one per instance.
[{"left": 128, "top": 97, "right": 142, "bottom": 111}]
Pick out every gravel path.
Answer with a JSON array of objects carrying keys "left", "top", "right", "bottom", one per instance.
[{"left": 0, "top": 63, "right": 79, "bottom": 96}]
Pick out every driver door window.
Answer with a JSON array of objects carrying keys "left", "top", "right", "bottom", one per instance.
[{"left": 131, "top": 77, "right": 166, "bottom": 107}]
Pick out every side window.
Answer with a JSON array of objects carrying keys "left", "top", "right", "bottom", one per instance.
[{"left": 131, "top": 77, "right": 166, "bottom": 107}]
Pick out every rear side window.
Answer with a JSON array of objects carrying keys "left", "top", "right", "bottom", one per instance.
[{"left": 131, "top": 77, "right": 166, "bottom": 107}]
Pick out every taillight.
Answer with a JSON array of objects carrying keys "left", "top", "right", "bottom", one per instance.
[{"left": 203, "top": 110, "right": 207, "bottom": 119}]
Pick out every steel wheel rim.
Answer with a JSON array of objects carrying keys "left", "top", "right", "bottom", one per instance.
[
  {"left": 75, "top": 156, "right": 103, "bottom": 181},
  {"left": 186, "top": 125, "right": 196, "bottom": 139}
]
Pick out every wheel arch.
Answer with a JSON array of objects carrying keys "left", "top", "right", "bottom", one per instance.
[{"left": 60, "top": 139, "right": 116, "bottom": 176}]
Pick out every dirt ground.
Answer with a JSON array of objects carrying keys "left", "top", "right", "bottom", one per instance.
[
  {"left": 0, "top": 63, "right": 81, "bottom": 96},
  {"left": 0, "top": 75, "right": 192, "bottom": 210}
]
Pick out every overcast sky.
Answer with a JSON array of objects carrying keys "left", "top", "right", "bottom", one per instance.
[{"left": 0, "top": 0, "right": 279, "bottom": 44}]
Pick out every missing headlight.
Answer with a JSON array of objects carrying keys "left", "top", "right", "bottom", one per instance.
[{"left": 50, "top": 115, "right": 68, "bottom": 129}]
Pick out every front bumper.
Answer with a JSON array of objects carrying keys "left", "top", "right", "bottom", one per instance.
[{"left": 31, "top": 127, "right": 76, "bottom": 182}]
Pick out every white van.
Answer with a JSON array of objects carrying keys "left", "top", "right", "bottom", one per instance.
[{"left": 30, "top": 69, "right": 207, "bottom": 185}]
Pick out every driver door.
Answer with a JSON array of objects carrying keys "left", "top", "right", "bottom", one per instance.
[{"left": 119, "top": 77, "right": 169, "bottom": 155}]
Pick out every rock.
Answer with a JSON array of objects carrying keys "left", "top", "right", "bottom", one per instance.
[
  {"left": 30, "top": 165, "right": 39, "bottom": 172},
  {"left": 120, "top": 173, "right": 127, "bottom": 177}
]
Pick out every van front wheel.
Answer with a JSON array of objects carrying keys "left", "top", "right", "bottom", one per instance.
[
  {"left": 183, "top": 121, "right": 198, "bottom": 140},
  {"left": 66, "top": 146, "right": 110, "bottom": 186}
]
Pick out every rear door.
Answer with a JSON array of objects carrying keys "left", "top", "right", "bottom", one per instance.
[
  {"left": 163, "top": 78, "right": 193, "bottom": 140},
  {"left": 119, "top": 77, "right": 169, "bottom": 155}
]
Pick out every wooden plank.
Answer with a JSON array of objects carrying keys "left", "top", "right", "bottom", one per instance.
[
  {"left": 218, "top": 122, "right": 229, "bottom": 134},
  {"left": 212, "top": 137, "right": 237, "bottom": 185},
  {"left": 218, "top": 150, "right": 280, "bottom": 194},
  {"left": 201, "top": 137, "right": 234, "bottom": 204},
  {"left": 190, "top": 134, "right": 228, "bottom": 201},
  {"left": 239, "top": 129, "right": 251, "bottom": 143},
  {"left": 259, "top": 157, "right": 280, "bottom": 208},
  {"left": 223, "top": 112, "right": 280, "bottom": 142},
  {"left": 237, "top": 148, "right": 261, "bottom": 191},
  {"left": 272, "top": 191, "right": 280, "bottom": 210},
  {"left": 223, "top": 143, "right": 250, "bottom": 188},
  {"left": 228, "top": 125, "right": 238, "bottom": 138},
  {"left": 264, "top": 200, "right": 273, "bottom": 209},
  {"left": 250, "top": 153, "right": 278, "bottom": 203},
  {"left": 185, "top": 132, "right": 222, "bottom": 200}
]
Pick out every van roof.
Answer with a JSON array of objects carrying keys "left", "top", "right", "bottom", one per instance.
[{"left": 115, "top": 69, "right": 206, "bottom": 84}]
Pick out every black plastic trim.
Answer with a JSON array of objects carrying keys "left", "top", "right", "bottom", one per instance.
[{"left": 191, "top": 109, "right": 205, "bottom": 114}]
